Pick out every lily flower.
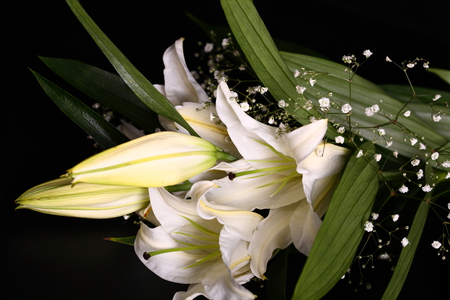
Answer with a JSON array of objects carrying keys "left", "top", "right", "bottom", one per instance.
[
  {"left": 155, "top": 38, "right": 239, "bottom": 157},
  {"left": 209, "top": 81, "right": 351, "bottom": 278},
  {"left": 15, "top": 178, "right": 149, "bottom": 218},
  {"left": 135, "top": 181, "right": 262, "bottom": 300},
  {"left": 68, "top": 131, "right": 236, "bottom": 187}
]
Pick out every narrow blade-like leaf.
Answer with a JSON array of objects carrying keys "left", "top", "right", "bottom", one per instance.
[
  {"left": 31, "top": 69, "right": 129, "bottom": 149},
  {"left": 428, "top": 68, "right": 450, "bottom": 85},
  {"left": 220, "top": 0, "right": 321, "bottom": 126},
  {"left": 104, "top": 236, "right": 136, "bottom": 246},
  {"left": 293, "top": 142, "right": 379, "bottom": 299},
  {"left": 381, "top": 199, "right": 429, "bottom": 299},
  {"left": 39, "top": 57, "right": 160, "bottom": 133},
  {"left": 66, "top": 0, "right": 198, "bottom": 137}
]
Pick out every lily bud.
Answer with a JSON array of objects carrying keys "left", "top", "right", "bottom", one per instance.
[
  {"left": 15, "top": 178, "right": 149, "bottom": 218},
  {"left": 67, "top": 131, "right": 235, "bottom": 187}
]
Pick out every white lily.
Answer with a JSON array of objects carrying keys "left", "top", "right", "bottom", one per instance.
[
  {"left": 155, "top": 38, "right": 239, "bottom": 157},
  {"left": 15, "top": 178, "right": 149, "bottom": 218},
  {"left": 134, "top": 181, "right": 262, "bottom": 300},
  {"left": 68, "top": 131, "right": 235, "bottom": 187},
  {"left": 209, "top": 81, "right": 351, "bottom": 278}
]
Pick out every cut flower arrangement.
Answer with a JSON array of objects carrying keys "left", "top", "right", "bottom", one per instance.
[{"left": 15, "top": 0, "right": 450, "bottom": 299}]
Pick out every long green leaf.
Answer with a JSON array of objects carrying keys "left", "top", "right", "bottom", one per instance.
[
  {"left": 428, "top": 68, "right": 450, "bottom": 85},
  {"left": 381, "top": 199, "right": 429, "bottom": 299},
  {"left": 39, "top": 57, "right": 160, "bottom": 133},
  {"left": 281, "top": 52, "right": 448, "bottom": 159},
  {"left": 292, "top": 142, "right": 379, "bottom": 300},
  {"left": 31, "top": 70, "right": 129, "bottom": 149},
  {"left": 220, "top": 0, "right": 321, "bottom": 126},
  {"left": 66, "top": 0, "right": 198, "bottom": 137}
]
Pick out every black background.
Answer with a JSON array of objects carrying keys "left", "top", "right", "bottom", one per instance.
[{"left": 4, "top": 1, "right": 449, "bottom": 299}]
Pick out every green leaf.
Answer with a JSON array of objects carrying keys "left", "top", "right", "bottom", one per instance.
[
  {"left": 281, "top": 52, "right": 449, "bottom": 158},
  {"left": 31, "top": 69, "right": 129, "bottom": 149},
  {"left": 380, "top": 84, "right": 450, "bottom": 140},
  {"left": 39, "top": 57, "right": 160, "bottom": 133},
  {"left": 186, "top": 12, "right": 326, "bottom": 58},
  {"left": 381, "top": 199, "right": 429, "bottom": 299},
  {"left": 104, "top": 236, "right": 136, "bottom": 246},
  {"left": 428, "top": 68, "right": 450, "bottom": 85},
  {"left": 66, "top": 0, "right": 198, "bottom": 137},
  {"left": 220, "top": 0, "right": 320, "bottom": 125},
  {"left": 292, "top": 142, "right": 379, "bottom": 300}
]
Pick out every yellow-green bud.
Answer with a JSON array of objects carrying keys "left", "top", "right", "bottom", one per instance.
[
  {"left": 67, "top": 131, "right": 230, "bottom": 187},
  {"left": 15, "top": 178, "right": 149, "bottom": 218}
]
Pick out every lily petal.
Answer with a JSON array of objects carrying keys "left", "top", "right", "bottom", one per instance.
[
  {"left": 162, "top": 38, "right": 209, "bottom": 106},
  {"left": 216, "top": 81, "right": 289, "bottom": 160},
  {"left": 290, "top": 201, "right": 323, "bottom": 256},
  {"left": 297, "top": 143, "right": 351, "bottom": 178},
  {"left": 248, "top": 203, "right": 299, "bottom": 278}
]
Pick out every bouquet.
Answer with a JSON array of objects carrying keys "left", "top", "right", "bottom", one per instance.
[{"left": 10, "top": 0, "right": 449, "bottom": 299}]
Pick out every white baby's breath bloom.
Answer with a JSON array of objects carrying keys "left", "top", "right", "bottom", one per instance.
[
  {"left": 365, "top": 104, "right": 380, "bottom": 117},
  {"left": 259, "top": 87, "right": 268, "bottom": 94},
  {"left": 442, "top": 161, "right": 450, "bottom": 168},
  {"left": 296, "top": 85, "right": 306, "bottom": 94},
  {"left": 432, "top": 114, "right": 442, "bottom": 122},
  {"left": 356, "top": 150, "right": 364, "bottom": 158},
  {"left": 364, "top": 221, "right": 374, "bottom": 232},
  {"left": 378, "top": 253, "right": 390, "bottom": 260},
  {"left": 337, "top": 127, "right": 345, "bottom": 134},
  {"left": 419, "top": 143, "right": 427, "bottom": 150},
  {"left": 221, "top": 38, "right": 229, "bottom": 48},
  {"left": 278, "top": 100, "right": 287, "bottom": 108},
  {"left": 422, "top": 184, "right": 433, "bottom": 192},
  {"left": 204, "top": 42, "right": 214, "bottom": 53},
  {"left": 363, "top": 49, "right": 373, "bottom": 58},
  {"left": 342, "top": 55, "right": 353, "bottom": 63},
  {"left": 431, "top": 152, "right": 439, "bottom": 160},
  {"left": 365, "top": 107, "right": 375, "bottom": 116},
  {"left": 335, "top": 136, "right": 345, "bottom": 144},
  {"left": 318, "top": 97, "right": 330, "bottom": 110},
  {"left": 294, "top": 69, "right": 300, "bottom": 78},
  {"left": 399, "top": 185, "right": 409, "bottom": 194},
  {"left": 386, "top": 141, "right": 393, "bottom": 147},
  {"left": 393, "top": 151, "right": 399, "bottom": 158},
  {"left": 431, "top": 241, "right": 442, "bottom": 249},
  {"left": 385, "top": 56, "right": 392, "bottom": 62},
  {"left": 374, "top": 154, "right": 382, "bottom": 162},
  {"left": 448, "top": 203, "right": 450, "bottom": 210},
  {"left": 417, "top": 169, "right": 424, "bottom": 180},
  {"left": 240, "top": 101, "right": 250, "bottom": 112},
  {"left": 391, "top": 214, "right": 400, "bottom": 222},
  {"left": 401, "top": 237, "right": 409, "bottom": 247},
  {"left": 309, "top": 78, "right": 316, "bottom": 86},
  {"left": 423, "top": 62, "right": 429, "bottom": 69},
  {"left": 341, "top": 103, "right": 352, "bottom": 113},
  {"left": 378, "top": 128, "right": 386, "bottom": 136},
  {"left": 410, "top": 138, "right": 418, "bottom": 146},
  {"left": 404, "top": 110, "right": 411, "bottom": 117},
  {"left": 433, "top": 94, "right": 442, "bottom": 101},
  {"left": 371, "top": 213, "right": 379, "bottom": 220},
  {"left": 411, "top": 159, "right": 420, "bottom": 166},
  {"left": 407, "top": 63, "right": 415, "bottom": 68},
  {"left": 446, "top": 173, "right": 450, "bottom": 180}
]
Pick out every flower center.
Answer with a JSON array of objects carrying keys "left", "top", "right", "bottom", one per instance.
[
  {"left": 230, "top": 141, "right": 300, "bottom": 196},
  {"left": 143, "top": 216, "right": 222, "bottom": 269}
]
